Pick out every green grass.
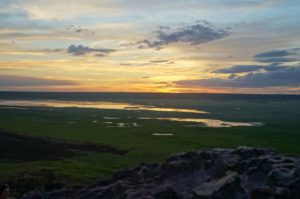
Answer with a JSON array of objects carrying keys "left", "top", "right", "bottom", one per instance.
[{"left": 0, "top": 97, "right": 300, "bottom": 189}]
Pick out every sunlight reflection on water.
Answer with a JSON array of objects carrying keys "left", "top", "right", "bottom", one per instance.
[
  {"left": 0, "top": 100, "right": 208, "bottom": 114},
  {"left": 0, "top": 100, "right": 262, "bottom": 128},
  {"left": 138, "top": 117, "right": 262, "bottom": 128}
]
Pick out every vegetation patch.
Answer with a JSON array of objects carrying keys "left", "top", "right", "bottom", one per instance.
[{"left": 0, "top": 130, "right": 128, "bottom": 162}]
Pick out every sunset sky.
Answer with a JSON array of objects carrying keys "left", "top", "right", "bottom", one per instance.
[{"left": 0, "top": 0, "right": 300, "bottom": 93}]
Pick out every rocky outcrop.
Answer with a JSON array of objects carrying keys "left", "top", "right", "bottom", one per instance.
[{"left": 21, "top": 147, "right": 300, "bottom": 199}]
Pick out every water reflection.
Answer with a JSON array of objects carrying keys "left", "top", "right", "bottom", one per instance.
[
  {"left": 0, "top": 100, "right": 208, "bottom": 114},
  {"left": 102, "top": 121, "right": 139, "bottom": 128},
  {"left": 0, "top": 100, "right": 262, "bottom": 128},
  {"left": 139, "top": 117, "right": 262, "bottom": 128},
  {"left": 152, "top": 133, "right": 173, "bottom": 136}
]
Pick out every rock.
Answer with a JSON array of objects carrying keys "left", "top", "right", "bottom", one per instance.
[
  {"left": 21, "top": 147, "right": 300, "bottom": 199},
  {"left": 250, "top": 186, "right": 273, "bottom": 199},
  {"left": 193, "top": 172, "right": 244, "bottom": 199}
]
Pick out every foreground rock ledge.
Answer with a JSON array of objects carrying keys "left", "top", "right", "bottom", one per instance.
[{"left": 22, "top": 147, "right": 300, "bottom": 199}]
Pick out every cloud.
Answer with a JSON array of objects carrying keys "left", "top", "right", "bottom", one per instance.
[
  {"left": 149, "top": 60, "right": 170, "bottom": 63},
  {"left": 138, "top": 21, "right": 230, "bottom": 49},
  {"left": 67, "top": 25, "right": 95, "bottom": 36},
  {"left": 1, "top": 0, "right": 279, "bottom": 23},
  {"left": 175, "top": 66, "right": 300, "bottom": 88},
  {"left": 148, "top": 60, "right": 174, "bottom": 64},
  {"left": 67, "top": 44, "right": 115, "bottom": 56},
  {"left": 254, "top": 48, "right": 300, "bottom": 63},
  {"left": 181, "top": 48, "right": 300, "bottom": 89},
  {"left": 212, "top": 48, "right": 300, "bottom": 76},
  {"left": 213, "top": 65, "right": 263, "bottom": 74},
  {"left": 255, "top": 50, "right": 290, "bottom": 58},
  {"left": 0, "top": 75, "right": 78, "bottom": 87},
  {"left": 263, "top": 64, "right": 289, "bottom": 71},
  {"left": 255, "top": 57, "right": 297, "bottom": 63},
  {"left": 42, "top": 48, "right": 64, "bottom": 53},
  {"left": 213, "top": 64, "right": 288, "bottom": 74},
  {"left": 119, "top": 59, "right": 174, "bottom": 66},
  {"left": 42, "top": 45, "right": 115, "bottom": 57}
]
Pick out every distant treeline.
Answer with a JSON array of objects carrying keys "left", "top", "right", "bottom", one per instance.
[{"left": 0, "top": 91, "right": 299, "bottom": 101}]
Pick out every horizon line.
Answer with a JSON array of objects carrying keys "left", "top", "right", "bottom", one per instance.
[{"left": 0, "top": 90, "right": 299, "bottom": 96}]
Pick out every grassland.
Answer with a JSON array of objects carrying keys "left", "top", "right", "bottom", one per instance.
[{"left": 0, "top": 93, "right": 299, "bottom": 195}]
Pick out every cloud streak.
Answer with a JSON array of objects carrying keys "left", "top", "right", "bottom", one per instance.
[
  {"left": 254, "top": 48, "right": 300, "bottom": 63},
  {"left": 67, "top": 25, "right": 95, "bottom": 36},
  {"left": 0, "top": 75, "right": 78, "bottom": 87},
  {"left": 213, "top": 64, "right": 288, "bottom": 74},
  {"left": 176, "top": 66, "right": 300, "bottom": 88},
  {"left": 67, "top": 45, "right": 115, "bottom": 56},
  {"left": 213, "top": 65, "right": 263, "bottom": 74},
  {"left": 43, "top": 45, "right": 116, "bottom": 57}
]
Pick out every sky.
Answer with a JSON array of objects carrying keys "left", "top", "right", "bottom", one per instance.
[{"left": 0, "top": 0, "right": 300, "bottom": 93}]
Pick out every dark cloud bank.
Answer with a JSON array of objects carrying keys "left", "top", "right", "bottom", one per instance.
[
  {"left": 176, "top": 48, "right": 300, "bottom": 89},
  {"left": 176, "top": 67, "right": 300, "bottom": 88},
  {"left": 138, "top": 21, "right": 230, "bottom": 49}
]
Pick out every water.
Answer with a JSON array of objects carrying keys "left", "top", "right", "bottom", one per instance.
[
  {"left": 2, "top": 92, "right": 296, "bottom": 128},
  {"left": 0, "top": 100, "right": 207, "bottom": 114},
  {"left": 0, "top": 98, "right": 263, "bottom": 128},
  {"left": 138, "top": 117, "right": 262, "bottom": 128},
  {"left": 152, "top": 133, "right": 174, "bottom": 136}
]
